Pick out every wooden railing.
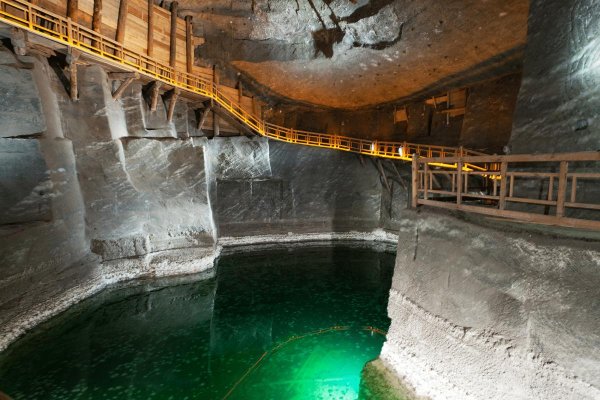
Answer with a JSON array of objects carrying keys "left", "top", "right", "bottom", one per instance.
[
  {"left": 412, "top": 152, "right": 600, "bottom": 230},
  {"left": 0, "top": 0, "right": 485, "bottom": 164}
]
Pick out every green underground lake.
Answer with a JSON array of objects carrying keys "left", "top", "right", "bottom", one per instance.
[{"left": 0, "top": 245, "right": 397, "bottom": 400}]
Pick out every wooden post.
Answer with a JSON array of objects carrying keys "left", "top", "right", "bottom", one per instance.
[
  {"left": 92, "top": 0, "right": 102, "bottom": 32},
  {"left": 166, "top": 89, "right": 179, "bottom": 122},
  {"left": 376, "top": 159, "right": 391, "bottom": 193},
  {"left": 423, "top": 161, "right": 429, "bottom": 200},
  {"left": 456, "top": 161, "right": 463, "bottom": 205},
  {"left": 197, "top": 105, "right": 211, "bottom": 130},
  {"left": 411, "top": 155, "right": 419, "bottom": 208},
  {"left": 212, "top": 108, "right": 220, "bottom": 137},
  {"left": 169, "top": 1, "right": 178, "bottom": 67},
  {"left": 67, "top": 0, "right": 78, "bottom": 22},
  {"left": 67, "top": 49, "right": 80, "bottom": 101},
  {"left": 212, "top": 65, "right": 220, "bottom": 136},
  {"left": 498, "top": 161, "right": 508, "bottom": 210},
  {"left": 116, "top": 0, "right": 128, "bottom": 44},
  {"left": 150, "top": 81, "right": 161, "bottom": 111},
  {"left": 185, "top": 15, "right": 193, "bottom": 73},
  {"left": 556, "top": 161, "right": 568, "bottom": 217},
  {"left": 147, "top": 0, "right": 154, "bottom": 57},
  {"left": 109, "top": 72, "right": 139, "bottom": 99}
]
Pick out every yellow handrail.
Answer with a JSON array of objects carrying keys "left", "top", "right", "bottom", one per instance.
[{"left": 0, "top": 0, "right": 489, "bottom": 168}]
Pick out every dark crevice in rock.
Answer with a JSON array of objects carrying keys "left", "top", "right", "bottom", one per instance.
[{"left": 340, "top": 0, "right": 397, "bottom": 24}]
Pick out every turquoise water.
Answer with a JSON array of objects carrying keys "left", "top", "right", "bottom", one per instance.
[{"left": 0, "top": 245, "right": 395, "bottom": 399}]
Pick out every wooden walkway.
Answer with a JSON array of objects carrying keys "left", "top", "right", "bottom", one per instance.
[
  {"left": 0, "top": 0, "right": 485, "bottom": 163},
  {"left": 1, "top": 0, "right": 599, "bottom": 230}
]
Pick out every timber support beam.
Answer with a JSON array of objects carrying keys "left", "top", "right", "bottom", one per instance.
[
  {"left": 109, "top": 72, "right": 139, "bottom": 100},
  {"left": 169, "top": 1, "right": 178, "bottom": 67},
  {"left": 148, "top": 81, "right": 162, "bottom": 111},
  {"left": 195, "top": 101, "right": 212, "bottom": 131},
  {"left": 67, "top": 48, "right": 81, "bottom": 101},
  {"left": 115, "top": 0, "right": 128, "bottom": 44},
  {"left": 166, "top": 89, "right": 180, "bottom": 123}
]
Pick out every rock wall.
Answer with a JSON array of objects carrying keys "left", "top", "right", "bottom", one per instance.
[
  {"left": 0, "top": 46, "right": 405, "bottom": 350},
  {"left": 380, "top": 210, "right": 600, "bottom": 400},
  {"left": 460, "top": 73, "right": 521, "bottom": 153},
  {"left": 510, "top": 0, "right": 600, "bottom": 153},
  {"left": 208, "top": 136, "right": 394, "bottom": 237},
  {"left": 0, "top": 50, "right": 217, "bottom": 351}
]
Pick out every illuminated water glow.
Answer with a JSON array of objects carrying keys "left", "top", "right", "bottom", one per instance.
[{"left": 0, "top": 246, "right": 395, "bottom": 399}]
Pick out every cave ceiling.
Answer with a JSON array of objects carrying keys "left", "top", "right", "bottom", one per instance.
[{"left": 179, "top": 0, "right": 529, "bottom": 109}]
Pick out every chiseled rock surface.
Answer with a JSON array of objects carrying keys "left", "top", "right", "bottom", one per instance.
[
  {"left": 0, "top": 139, "right": 51, "bottom": 224},
  {"left": 381, "top": 210, "right": 600, "bottom": 400},
  {"left": 0, "top": 49, "right": 45, "bottom": 137},
  {"left": 211, "top": 137, "right": 384, "bottom": 236},
  {"left": 510, "top": 0, "right": 600, "bottom": 153},
  {"left": 119, "top": 82, "right": 176, "bottom": 139},
  {"left": 0, "top": 58, "right": 219, "bottom": 351}
]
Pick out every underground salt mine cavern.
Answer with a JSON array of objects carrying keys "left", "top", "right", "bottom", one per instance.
[{"left": 0, "top": 0, "right": 600, "bottom": 399}]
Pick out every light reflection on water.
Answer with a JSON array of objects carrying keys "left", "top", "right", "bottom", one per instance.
[{"left": 0, "top": 245, "right": 395, "bottom": 399}]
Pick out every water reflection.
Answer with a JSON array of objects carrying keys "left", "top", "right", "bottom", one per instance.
[{"left": 0, "top": 245, "right": 395, "bottom": 399}]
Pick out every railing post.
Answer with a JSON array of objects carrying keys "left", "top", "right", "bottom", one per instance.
[
  {"left": 423, "top": 161, "right": 429, "bottom": 200},
  {"left": 66, "top": 17, "right": 72, "bottom": 44},
  {"left": 556, "top": 161, "right": 568, "bottom": 217},
  {"left": 456, "top": 160, "right": 463, "bottom": 205},
  {"left": 411, "top": 154, "right": 419, "bottom": 208},
  {"left": 498, "top": 161, "right": 508, "bottom": 210},
  {"left": 27, "top": 4, "right": 33, "bottom": 30}
]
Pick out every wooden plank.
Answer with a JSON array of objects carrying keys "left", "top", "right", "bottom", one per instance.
[
  {"left": 565, "top": 202, "right": 600, "bottom": 211},
  {"left": 556, "top": 161, "right": 568, "bottom": 217},
  {"left": 418, "top": 199, "right": 600, "bottom": 231},
  {"left": 421, "top": 151, "right": 600, "bottom": 164},
  {"left": 506, "top": 197, "right": 555, "bottom": 206},
  {"left": 115, "top": 0, "right": 128, "bottom": 43}
]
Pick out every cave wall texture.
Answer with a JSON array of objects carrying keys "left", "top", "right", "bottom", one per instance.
[
  {"left": 0, "top": 46, "right": 401, "bottom": 351},
  {"left": 510, "top": 0, "right": 600, "bottom": 153},
  {"left": 377, "top": 2, "right": 600, "bottom": 398},
  {"left": 1, "top": 0, "right": 600, "bottom": 398},
  {"left": 380, "top": 211, "right": 600, "bottom": 400}
]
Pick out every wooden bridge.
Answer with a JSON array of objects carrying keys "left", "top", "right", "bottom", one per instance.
[{"left": 0, "top": 0, "right": 599, "bottom": 231}]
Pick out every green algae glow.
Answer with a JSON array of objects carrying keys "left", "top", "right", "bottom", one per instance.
[{"left": 0, "top": 246, "right": 395, "bottom": 399}]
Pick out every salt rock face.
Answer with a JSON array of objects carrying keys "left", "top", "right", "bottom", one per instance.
[
  {"left": 212, "top": 137, "right": 384, "bottom": 236},
  {"left": 511, "top": 0, "right": 600, "bottom": 153},
  {"left": 0, "top": 50, "right": 45, "bottom": 137},
  {"left": 381, "top": 211, "right": 600, "bottom": 400},
  {"left": 0, "top": 139, "right": 51, "bottom": 224},
  {"left": 82, "top": 138, "right": 214, "bottom": 260}
]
